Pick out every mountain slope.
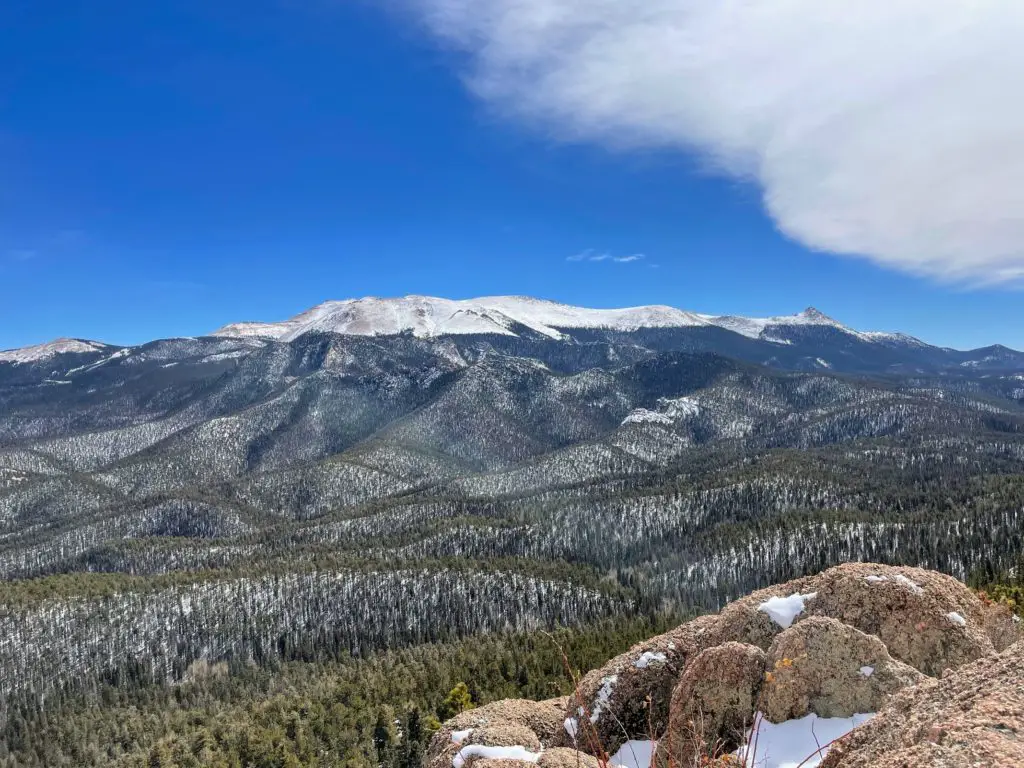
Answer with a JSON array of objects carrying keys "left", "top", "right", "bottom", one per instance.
[{"left": 2, "top": 296, "right": 1024, "bottom": 768}]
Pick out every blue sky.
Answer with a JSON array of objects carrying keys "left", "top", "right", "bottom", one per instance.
[{"left": 1, "top": 1, "right": 1020, "bottom": 351}]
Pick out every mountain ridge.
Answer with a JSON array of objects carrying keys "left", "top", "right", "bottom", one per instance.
[
  {"left": 4, "top": 295, "right": 1024, "bottom": 379},
  {"left": 209, "top": 295, "right": 907, "bottom": 345},
  {"left": 5, "top": 295, "right": 1006, "bottom": 363}
]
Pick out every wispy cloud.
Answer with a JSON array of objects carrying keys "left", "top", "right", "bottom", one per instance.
[
  {"left": 3, "top": 229, "right": 89, "bottom": 266},
  {"left": 568, "top": 250, "right": 646, "bottom": 264},
  {"left": 144, "top": 279, "right": 209, "bottom": 294},
  {"left": 403, "top": 0, "right": 1024, "bottom": 285}
]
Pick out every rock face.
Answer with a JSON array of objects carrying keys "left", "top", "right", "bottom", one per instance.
[
  {"left": 797, "top": 565, "right": 1001, "bottom": 676},
  {"left": 426, "top": 699, "right": 566, "bottom": 768},
  {"left": 536, "top": 748, "right": 602, "bottom": 768},
  {"left": 666, "top": 642, "right": 766, "bottom": 765},
  {"left": 424, "top": 564, "right": 1021, "bottom": 768},
  {"left": 821, "top": 641, "right": 1024, "bottom": 767},
  {"left": 761, "top": 617, "right": 925, "bottom": 721},
  {"left": 554, "top": 614, "right": 722, "bottom": 755}
]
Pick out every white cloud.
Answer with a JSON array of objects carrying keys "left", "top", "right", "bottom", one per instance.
[
  {"left": 406, "top": 0, "right": 1024, "bottom": 285},
  {"left": 567, "top": 250, "right": 645, "bottom": 264}
]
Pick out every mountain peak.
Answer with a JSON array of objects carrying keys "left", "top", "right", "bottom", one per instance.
[
  {"left": 800, "top": 306, "right": 831, "bottom": 321},
  {"left": 0, "top": 338, "right": 110, "bottom": 365}
]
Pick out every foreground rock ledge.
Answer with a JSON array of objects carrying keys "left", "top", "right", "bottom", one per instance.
[
  {"left": 821, "top": 640, "right": 1024, "bottom": 767},
  {"left": 425, "top": 563, "right": 1020, "bottom": 768}
]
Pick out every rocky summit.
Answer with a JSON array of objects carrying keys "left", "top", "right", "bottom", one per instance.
[{"left": 426, "top": 563, "right": 1022, "bottom": 768}]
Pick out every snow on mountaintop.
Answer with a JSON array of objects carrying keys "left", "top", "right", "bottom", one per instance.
[
  {"left": 0, "top": 338, "right": 110, "bottom": 365},
  {"left": 212, "top": 295, "right": 712, "bottom": 342},
  {"left": 211, "top": 295, "right": 904, "bottom": 344},
  {"left": 709, "top": 306, "right": 854, "bottom": 340}
]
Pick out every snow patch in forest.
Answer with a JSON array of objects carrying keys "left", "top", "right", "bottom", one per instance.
[{"left": 451, "top": 729, "right": 473, "bottom": 744}]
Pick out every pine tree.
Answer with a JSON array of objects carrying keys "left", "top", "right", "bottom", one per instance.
[{"left": 438, "top": 682, "right": 474, "bottom": 720}]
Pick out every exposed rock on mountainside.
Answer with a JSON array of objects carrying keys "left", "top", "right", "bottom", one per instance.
[
  {"left": 425, "top": 563, "right": 1021, "bottom": 768},
  {"left": 668, "top": 641, "right": 766, "bottom": 758},
  {"left": 427, "top": 698, "right": 568, "bottom": 768},
  {"left": 761, "top": 617, "right": 924, "bottom": 722},
  {"left": 820, "top": 641, "right": 1024, "bottom": 767}
]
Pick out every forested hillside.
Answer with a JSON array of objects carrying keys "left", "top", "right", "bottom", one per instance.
[{"left": 2, "top": 316, "right": 1023, "bottom": 765}]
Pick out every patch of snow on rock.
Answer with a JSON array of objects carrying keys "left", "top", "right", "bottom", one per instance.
[
  {"left": 864, "top": 575, "right": 888, "bottom": 583},
  {"left": 622, "top": 409, "right": 674, "bottom": 427},
  {"left": 633, "top": 651, "right": 667, "bottom": 669},
  {"left": 621, "top": 396, "right": 700, "bottom": 427},
  {"left": 661, "top": 396, "right": 700, "bottom": 419},
  {"left": 450, "top": 729, "right": 472, "bottom": 744},
  {"left": 859, "top": 666, "right": 875, "bottom": 677},
  {"left": 589, "top": 675, "right": 617, "bottom": 723},
  {"left": 609, "top": 739, "right": 657, "bottom": 768},
  {"left": 758, "top": 592, "right": 818, "bottom": 629},
  {"left": 894, "top": 574, "right": 925, "bottom": 595},
  {"left": 735, "top": 712, "right": 875, "bottom": 768},
  {"left": 452, "top": 745, "right": 541, "bottom": 768},
  {"left": 946, "top": 611, "right": 967, "bottom": 626}
]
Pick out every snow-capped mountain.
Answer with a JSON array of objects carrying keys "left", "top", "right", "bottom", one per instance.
[
  {"left": 5, "top": 296, "right": 1022, "bottom": 377},
  {"left": 213, "top": 295, "right": 711, "bottom": 341},
  {"left": 0, "top": 338, "right": 110, "bottom": 365},
  {"left": 210, "top": 295, "right": 896, "bottom": 345}
]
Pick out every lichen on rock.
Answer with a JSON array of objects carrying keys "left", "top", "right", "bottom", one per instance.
[
  {"left": 820, "top": 640, "right": 1024, "bottom": 767},
  {"left": 760, "top": 616, "right": 924, "bottom": 722},
  {"left": 666, "top": 642, "right": 766, "bottom": 765}
]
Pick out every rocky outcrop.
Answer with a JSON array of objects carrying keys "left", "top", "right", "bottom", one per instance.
[
  {"left": 424, "top": 564, "right": 1021, "bottom": 768},
  {"left": 761, "top": 617, "right": 925, "bottom": 721},
  {"left": 427, "top": 698, "right": 568, "bottom": 768},
  {"left": 554, "top": 614, "right": 722, "bottom": 755},
  {"left": 794, "top": 565, "right": 1001, "bottom": 676},
  {"left": 666, "top": 642, "right": 766, "bottom": 765},
  {"left": 821, "top": 641, "right": 1024, "bottom": 767},
  {"left": 720, "top": 563, "right": 1016, "bottom": 674}
]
